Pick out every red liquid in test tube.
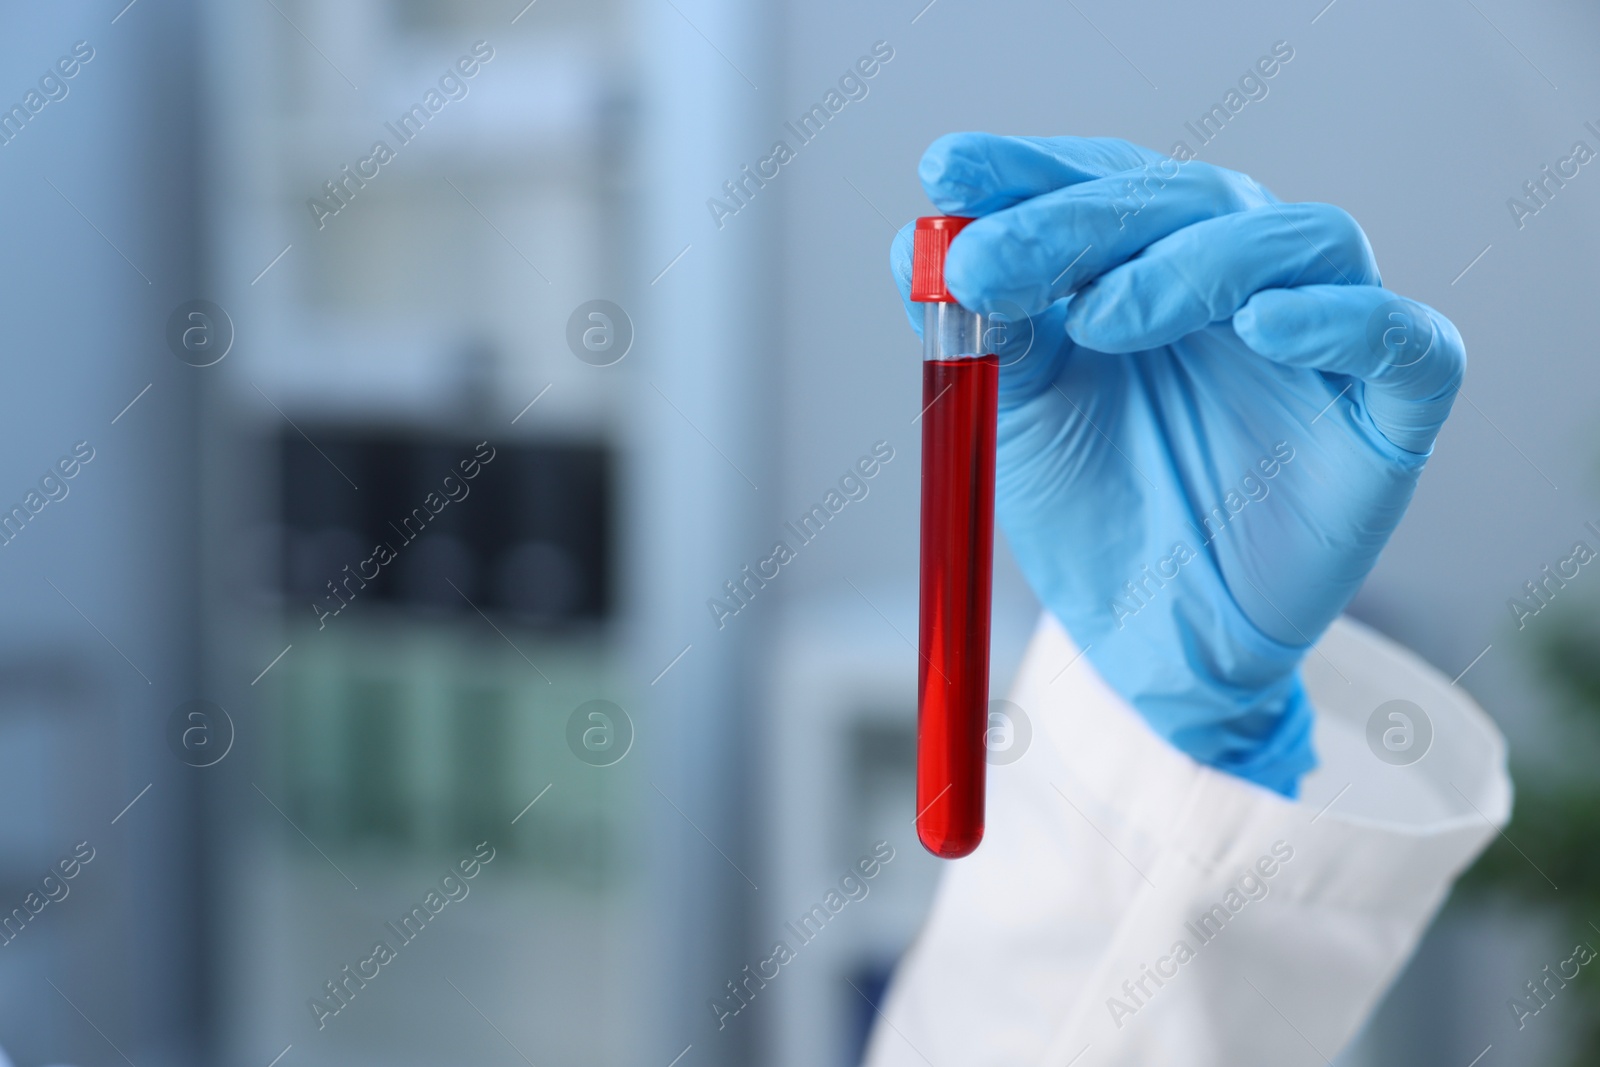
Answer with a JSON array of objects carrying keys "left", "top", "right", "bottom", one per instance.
[{"left": 910, "top": 216, "right": 998, "bottom": 859}]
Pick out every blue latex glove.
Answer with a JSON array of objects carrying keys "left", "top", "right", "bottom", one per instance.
[{"left": 891, "top": 134, "right": 1465, "bottom": 797}]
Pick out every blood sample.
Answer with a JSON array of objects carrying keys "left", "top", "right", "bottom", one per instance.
[{"left": 911, "top": 216, "right": 997, "bottom": 859}]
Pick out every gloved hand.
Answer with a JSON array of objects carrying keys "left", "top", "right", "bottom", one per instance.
[{"left": 891, "top": 134, "right": 1464, "bottom": 796}]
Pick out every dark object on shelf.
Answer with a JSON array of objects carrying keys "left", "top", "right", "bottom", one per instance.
[{"left": 280, "top": 428, "right": 613, "bottom": 626}]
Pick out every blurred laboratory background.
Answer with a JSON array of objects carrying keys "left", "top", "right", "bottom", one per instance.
[{"left": 0, "top": 0, "right": 1597, "bottom": 1064}]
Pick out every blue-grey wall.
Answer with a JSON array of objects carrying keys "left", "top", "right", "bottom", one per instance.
[{"left": 0, "top": 2, "right": 205, "bottom": 1064}]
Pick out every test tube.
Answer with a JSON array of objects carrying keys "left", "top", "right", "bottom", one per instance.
[{"left": 910, "top": 215, "right": 997, "bottom": 859}]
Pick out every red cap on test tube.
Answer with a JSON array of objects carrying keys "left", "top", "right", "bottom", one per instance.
[
  {"left": 910, "top": 215, "right": 973, "bottom": 302},
  {"left": 910, "top": 215, "right": 996, "bottom": 859}
]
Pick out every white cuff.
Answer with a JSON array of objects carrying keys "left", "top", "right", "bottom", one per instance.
[{"left": 863, "top": 612, "right": 1510, "bottom": 1067}]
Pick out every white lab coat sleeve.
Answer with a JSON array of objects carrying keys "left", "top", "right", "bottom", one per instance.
[{"left": 862, "top": 612, "right": 1511, "bottom": 1067}]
